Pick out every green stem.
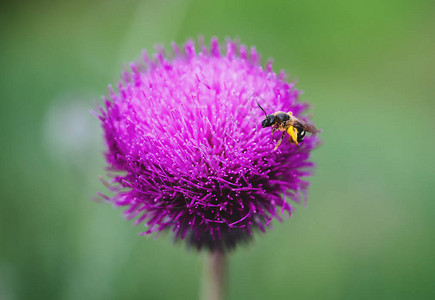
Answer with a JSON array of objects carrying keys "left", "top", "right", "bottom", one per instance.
[{"left": 201, "top": 251, "right": 227, "bottom": 300}]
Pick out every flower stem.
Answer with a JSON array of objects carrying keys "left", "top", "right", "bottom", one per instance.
[{"left": 201, "top": 251, "right": 227, "bottom": 300}]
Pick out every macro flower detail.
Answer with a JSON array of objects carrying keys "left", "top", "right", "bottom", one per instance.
[{"left": 98, "top": 37, "right": 319, "bottom": 251}]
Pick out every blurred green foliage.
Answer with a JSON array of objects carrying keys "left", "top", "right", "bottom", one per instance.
[{"left": 1, "top": 0, "right": 434, "bottom": 299}]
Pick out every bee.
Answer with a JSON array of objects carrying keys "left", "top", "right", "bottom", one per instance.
[{"left": 257, "top": 101, "right": 318, "bottom": 151}]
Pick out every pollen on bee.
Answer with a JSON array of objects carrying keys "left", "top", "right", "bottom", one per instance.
[{"left": 286, "top": 126, "right": 298, "bottom": 145}]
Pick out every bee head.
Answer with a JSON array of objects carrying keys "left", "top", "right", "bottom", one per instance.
[
  {"left": 262, "top": 115, "right": 275, "bottom": 128},
  {"left": 257, "top": 101, "right": 275, "bottom": 127}
]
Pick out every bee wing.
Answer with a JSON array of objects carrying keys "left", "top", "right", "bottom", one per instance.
[{"left": 293, "top": 118, "right": 319, "bottom": 134}]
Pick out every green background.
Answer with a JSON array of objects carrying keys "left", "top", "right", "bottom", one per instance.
[{"left": 1, "top": 0, "right": 434, "bottom": 299}]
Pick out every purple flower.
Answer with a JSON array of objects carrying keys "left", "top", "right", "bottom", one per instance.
[{"left": 98, "top": 37, "right": 319, "bottom": 251}]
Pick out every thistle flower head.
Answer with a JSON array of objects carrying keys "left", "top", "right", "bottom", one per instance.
[{"left": 98, "top": 37, "right": 319, "bottom": 251}]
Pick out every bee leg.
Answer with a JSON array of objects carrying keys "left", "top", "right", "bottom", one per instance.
[
  {"left": 287, "top": 126, "right": 299, "bottom": 145},
  {"left": 273, "top": 131, "right": 286, "bottom": 151},
  {"left": 271, "top": 126, "right": 276, "bottom": 137}
]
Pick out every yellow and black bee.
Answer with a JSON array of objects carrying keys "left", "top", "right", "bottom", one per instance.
[{"left": 257, "top": 102, "right": 318, "bottom": 151}]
